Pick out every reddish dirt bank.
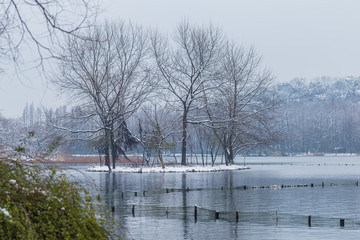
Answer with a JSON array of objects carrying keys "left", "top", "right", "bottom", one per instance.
[{"left": 46, "top": 155, "right": 143, "bottom": 164}]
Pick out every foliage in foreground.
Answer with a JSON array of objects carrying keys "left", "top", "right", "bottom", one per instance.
[{"left": 0, "top": 159, "right": 110, "bottom": 239}]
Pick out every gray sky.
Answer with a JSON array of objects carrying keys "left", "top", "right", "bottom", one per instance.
[{"left": 1, "top": 0, "right": 360, "bottom": 118}]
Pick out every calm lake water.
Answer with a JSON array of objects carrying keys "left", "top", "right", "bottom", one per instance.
[{"left": 62, "top": 156, "right": 360, "bottom": 240}]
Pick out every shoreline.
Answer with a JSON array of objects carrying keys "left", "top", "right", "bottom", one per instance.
[{"left": 86, "top": 164, "right": 249, "bottom": 173}]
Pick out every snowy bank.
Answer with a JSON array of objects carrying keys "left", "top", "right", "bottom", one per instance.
[{"left": 86, "top": 165, "right": 249, "bottom": 173}]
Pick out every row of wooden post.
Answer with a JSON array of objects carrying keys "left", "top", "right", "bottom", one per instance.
[
  {"left": 119, "top": 181, "right": 359, "bottom": 200},
  {"left": 121, "top": 189, "right": 180, "bottom": 198},
  {"left": 123, "top": 204, "right": 240, "bottom": 221},
  {"left": 194, "top": 205, "right": 239, "bottom": 221},
  {"left": 308, "top": 215, "right": 345, "bottom": 227},
  {"left": 121, "top": 205, "right": 346, "bottom": 227},
  {"left": 112, "top": 204, "right": 136, "bottom": 216}
]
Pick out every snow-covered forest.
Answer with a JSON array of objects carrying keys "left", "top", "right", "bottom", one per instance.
[{"left": 272, "top": 76, "right": 360, "bottom": 155}]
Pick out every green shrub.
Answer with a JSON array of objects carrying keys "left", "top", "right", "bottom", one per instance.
[{"left": 0, "top": 160, "right": 111, "bottom": 239}]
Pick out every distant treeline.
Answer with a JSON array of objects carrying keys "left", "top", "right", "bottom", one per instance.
[{"left": 268, "top": 76, "right": 360, "bottom": 155}]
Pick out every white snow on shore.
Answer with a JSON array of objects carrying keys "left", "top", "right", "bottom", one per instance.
[{"left": 87, "top": 165, "right": 249, "bottom": 173}]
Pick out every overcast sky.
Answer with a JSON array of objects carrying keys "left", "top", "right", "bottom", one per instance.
[{"left": 1, "top": 0, "right": 360, "bottom": 118}]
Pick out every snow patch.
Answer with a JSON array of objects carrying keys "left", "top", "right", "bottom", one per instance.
[
  {"left": 9, "top": 179, "right": 16, "bottom": 185},
  {"left": 0, "top": 207, "right": 11, "bottom": 218},
  {"left": 87, "top": 165, "right": 249, "bottom": 173}
]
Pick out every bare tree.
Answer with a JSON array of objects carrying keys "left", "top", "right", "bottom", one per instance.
[
  {"left": 0, "top": 0, "right": 98, "bottom": 67},
  {"left": 205, "top": 42, "right": 277, "bottom": 165},
  {"left": 142, "top": 101, "right": 179, "bottom": 168},
  {"left": 54, "top": 21, "right": 152, "bottom": 171},
  {"left": 152, "top": 21, "right": 223, "bottom": 165},
  {"left": 192, "top": 122, "right": 220, "bottom": 166}
]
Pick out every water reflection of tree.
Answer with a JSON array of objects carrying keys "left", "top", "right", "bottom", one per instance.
[
  {"left": 224, "top": 171, "right": 240, "bottom": 238},
  {"left": 105, "top": 174, "right": 112, "bottom": 212},
  {"left": 182, "top": 173, "right": 190, "bottom": 239},
  {"left": 101, "top": 173, "right": 128, "bottom": 239}
]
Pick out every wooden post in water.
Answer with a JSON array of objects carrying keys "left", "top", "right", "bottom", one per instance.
[
  {"left": 322, "top": 182, "right": 324, "bottom": 188},
  {"left": 311, "top": 183, "right": 314, "bottom": 187},
  {"left": 166, "top": 188, "right": 169, "bottom": 193},
  {"left": 308, "top": 215, "right": 311, "bottom": 227},
  {"left": 236, "top": 211, "right": 239, "bottom": 222},
  {"left": 134, "top": 192, "right": 137, "bottom": 197},
  {"left": 356, "top": 181, "right": 359, "bottom": 187},
  {"left": 143, "top": 191, "right": 146, "bottom": 196},
  {"left": 132, "top": 204, "right": 135, "bottom": 216},
  {"left": 121, "top": 192, "right": 124, "bottom": 199},
  {"left": 112, "top": 206, "right": 115, "bottom": 212},
  {"left": 215, "top": 211, "right": 219, "bottom": 219},
  {"left": 340, "top": 219, "right": 345, "bottom": 227}
]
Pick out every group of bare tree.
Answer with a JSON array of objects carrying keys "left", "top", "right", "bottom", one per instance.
[
  {"left": 51, "top": 20, "right": 276, "bottom": 170},
  {"left": 0, "top": 0, "right": 276, "bottom": 169}
]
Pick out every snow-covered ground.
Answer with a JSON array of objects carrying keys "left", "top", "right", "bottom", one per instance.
[{"left": 86, "top": 165, "right": 249, "bottom": 173}]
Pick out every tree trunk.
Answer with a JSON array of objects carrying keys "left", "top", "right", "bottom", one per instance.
[
  {"left": 224, "top": 150, "right": 230, "bottom": 166},
  {"left": 98, "top": 150, "right": 102, "bottom": 166},
  {"left": 158, "top": 150, "right": 166, "bottom": 169},
  {"left": 157, "top": 138, "right": 166, "bottom": 168},
  {"left": 200, "top": 142, "right": 204, "bottom": 166},
  {"left": 228, "top": 134, "right": 234, "bottom": 165},
  {"left": 210, "top": 145, "right": 214, "bottom": 166},
  {"left": 181, "top": 112, "right": 187, "bottom": 166},
  {"left": 110, "top": 128, "right": 118, "bottom": 169},
  {"left": 228, "top": 146, "right": 234, "bottom": 165},
  {"left": 104, "top": 127, "right": 111, "bottom": 172},
  {"left": 223, "top": 144, "right": 235, "bottom": 166},
  {"left": 223, "top": 135, "right": 229, "bottom": 166},
  {"left": 158, "top": 149, "right": 166, "bottom": 168}
]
